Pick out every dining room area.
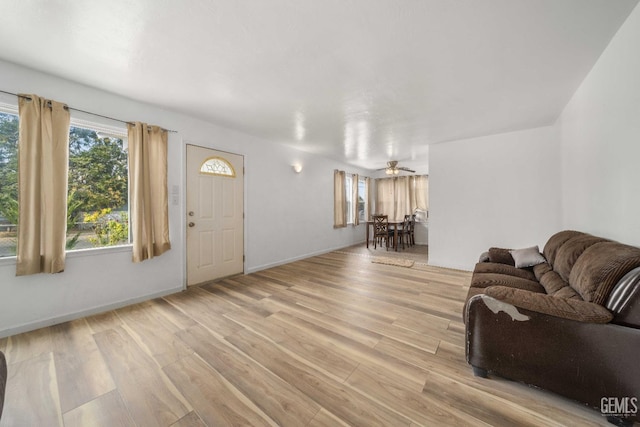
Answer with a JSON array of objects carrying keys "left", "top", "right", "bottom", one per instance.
[{"left": 334, "top": 171, "right": 429, "bottom": 263}]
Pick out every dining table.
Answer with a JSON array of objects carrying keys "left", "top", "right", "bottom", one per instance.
[{"left": 365, "top": 219, "right": 404, "bottom": 251}]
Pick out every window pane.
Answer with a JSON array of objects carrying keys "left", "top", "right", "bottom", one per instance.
[
  {"left": 0, "top": 111, "right": 18, "bottom": 257},
  {"left": 345, "top": 175, "right": 353, "bottom": 224},
  {"left": 200, "top": 157, "right": 235, "bottom": 177},
  {"left": 0, "top": 114, "right": 130, "bottom": 257},
  {"left": 358, "top": 178, "right": 366, "bottom": 221},
  {"left": 68, "top": 126, "right": 129, "bottom": 250}
]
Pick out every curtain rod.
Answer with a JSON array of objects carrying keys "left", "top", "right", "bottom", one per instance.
[{"left": 0, "top": 89, "right": 177, "bottom": 133}]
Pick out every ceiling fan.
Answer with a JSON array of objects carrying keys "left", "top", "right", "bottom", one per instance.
[{"left": 376, "top": 160, "right": 415, "bottom": 175}]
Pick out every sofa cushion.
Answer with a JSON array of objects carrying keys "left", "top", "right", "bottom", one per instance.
[
  {"left": 470, "top": 272, "right": 545, "bottom": 293},
  {"left": 473, "top": 262, "right": 536, "bottom": 282},
  {"left": 570, "top": 242, "right": 640, "bottom": 304},
  {"left": 535, "top": 268, "right": 582, "bottom": 300},
  {"left": 533, "top": 262, "right": 553, "bottom": 281},
  {"left": 484, "top": 286, "right": 614, "bottom": 323},
  {"left": 509, "top": 246, "right": 546, "bottom": 268},
  {"left": 554, "top": 235, "right": 609, "bottom": 283},
  {"left": 543, "top": 230, "right": 585, "bottom": 266},
  {"left": 488, "top": 247, "right": 515, "bottom": 266},
  {"left": 553, "top": 286, "right": 582, "bottom": 300},
  {"left": 538, "top": 270, "right": 569, "bottom": 295}
]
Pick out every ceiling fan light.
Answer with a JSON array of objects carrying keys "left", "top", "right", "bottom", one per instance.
[
  {"left": 385, "top": 168, "right": 393, "bottom": 175},
  {"left": 393, "top": 169, "right": 399, "bottom": 175}
]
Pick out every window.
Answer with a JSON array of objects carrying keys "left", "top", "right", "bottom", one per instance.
[
  {"left": 358, "top": 177, "right": 367, "bottom": 221},
  {"left": 0, "top": 109, "right": 129, "bottom": 258},
  {"left": 0, "top": 111, "right": 18, "bottom": 257},
  {"left": 200, "top": 157, "right": 235, "bottom": 177},
  {"left": 342, "top": 174, "right": 367, "bottom": 225},
  {"left": 345, "top": 174, "right": 353, "bottom": 224}
]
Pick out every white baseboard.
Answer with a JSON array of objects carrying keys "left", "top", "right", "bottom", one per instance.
[
  {"left": 427, "top": 260, "right": 473, "bottom": 272},
  {"left": 0, "top": 286, "right": 183, "bottom": 339},
  {"left": 245, "top": 242, "right": 366, "bottom": 274}
]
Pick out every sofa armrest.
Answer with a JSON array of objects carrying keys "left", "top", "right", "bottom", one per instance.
[
  {"left": 465, "top": 294, "right": 640, "bottom": 421},
  {"left": 478, "top": 251, "right": 490, "bottom": 263},
  {"left": 484, "top": 286, "right": 613, "bottom": 323}
]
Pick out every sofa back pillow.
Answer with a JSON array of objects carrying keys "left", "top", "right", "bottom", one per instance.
[
  {"left": 488, "top": 247, "right": 515, "bottom": 266},
  {"left": 554, "top": 235, "right": 608, "bottom": 283},
  {"left": 570, "top": 242, "right": 640, "bottom": 305},
  {"left": 543, "top": 230, "right": 585, "bottom": 267}
]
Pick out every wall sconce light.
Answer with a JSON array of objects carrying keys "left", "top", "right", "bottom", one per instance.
[{"left": 292, "top": 164, "right": 303, "bottom": 173}]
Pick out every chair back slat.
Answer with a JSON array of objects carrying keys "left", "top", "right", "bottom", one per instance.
[{"left": 373, "top": 215, "right": 388, "bottom": 235}]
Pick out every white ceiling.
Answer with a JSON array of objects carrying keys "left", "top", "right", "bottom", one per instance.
[{"left": 0, "top": 1, "right": 637, "bottom": 173}]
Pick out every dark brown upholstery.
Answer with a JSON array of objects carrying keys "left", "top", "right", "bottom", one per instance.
[
  {"left": 466, "top": 296, "right": 640, "bottom": 423},
  {"left": 570, "top": 242, "right": 640, "bottom": 304},
  {"left": 542, "top": 230, "right": 584, "bottom": 265},
  {"left": 473, "top": 262, "right": 536, "bottom": 281},
  {"left": 488, "top": 247, "right": 515, "bottom": 265},
  {"left": 553, "top": 234, "right": 609, "bottom": 283},
  {"left": 484, "top": 286, "right": 614, "bottom": 323},
  {"left": 606, "top": 266, "right": 640, "bottom": 328},
  {"left": 464, "top": 230, "right": 640, "bottom": 423},
  {"left": 470, "top": 272, "right": 544, "bottom": 293}
]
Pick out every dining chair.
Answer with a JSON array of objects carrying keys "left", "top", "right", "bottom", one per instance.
[
  {"left": 372, "top": 215, "right": 390, "bottom": 250},
  {"left": 404, "top": 214, "right": 417, "bottom": 247},
  {"left": 396, "top": 215, "right": 412, "bottom": 250},
  {"left": 411, "top": 214, "right": 417, "bottom": 246}
]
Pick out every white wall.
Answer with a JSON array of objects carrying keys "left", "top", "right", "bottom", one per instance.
[
  {"left": 428, "top": 126, "right": 562, "bottom": 271},
  {"left": 0, "top": 59, "right": 367, "bottom": 337},
  {"left": 243, "top": 140, "right": 367, "bottom": 272},
  {"left": 558, "top": 4, "right": 640, "bottom": 246}
]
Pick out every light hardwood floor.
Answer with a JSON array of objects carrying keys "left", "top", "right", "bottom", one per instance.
[{"left": 0, "top": 245, "right": 614, "bottom": 426}]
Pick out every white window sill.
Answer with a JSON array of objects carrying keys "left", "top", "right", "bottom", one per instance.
[{"left": 0, "top": 244, "right": 133, "bottom": 267}]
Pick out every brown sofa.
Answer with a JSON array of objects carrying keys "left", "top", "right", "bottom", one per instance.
[{"left": 464, "top": 230, "right": 640, "bottom": 425}]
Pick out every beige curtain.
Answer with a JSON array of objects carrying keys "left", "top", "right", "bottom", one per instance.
[
  {"left": 128, "top": 122, "right": 171, "bottom": 262},
  {"left": 352, "top": 173, "right": 359, "bottom": 225},
  {"left": 16, "top": 94, "right": 70, "bottom": 276},
  {"left": 375, "top": 178, "right": 395, "bottom": 219},
  {"left": 375, "top": 175, "right": 429, "bottom": 221},
  {"left": 411, "top": 175, "right": 428, "bottom": 212},
  {"left": 364, "top": 177, "right": 371, "bottom": 221},
  {"left": 369, "top": 177, "right": 376, "bottom": 219},
  {"left": 394, "top": 176, "right": 411, "bottom": 221},
  {"left": 333, "top": 170, "right": 346, "bottom": 228}
]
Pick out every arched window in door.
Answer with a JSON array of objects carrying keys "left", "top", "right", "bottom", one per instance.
[{"left": 199, "top": 157, "right": 236, "bottom": 177}]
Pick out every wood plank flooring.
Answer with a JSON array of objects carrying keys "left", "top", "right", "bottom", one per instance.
[{"left": 0, "top": 245, "right": 614, "bottom": 426}]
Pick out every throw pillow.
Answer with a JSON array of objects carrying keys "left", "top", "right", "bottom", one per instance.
[
  {"left": 509, "top": 246, "right": 546, "bottom": 268},
  {"left": 488, "top": 247, "right": 515, "bottom": 266}
]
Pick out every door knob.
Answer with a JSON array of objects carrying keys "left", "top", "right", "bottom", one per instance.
[
  {"left": 188, "top": 211, "right": 194, "bottom": 216},
  {"left": 188, "top": 222, "right": 195, "bottom": 227}
]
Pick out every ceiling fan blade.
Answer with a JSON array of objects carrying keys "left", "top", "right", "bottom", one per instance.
[{"left": 399, "top": 167, "right": 416, "bottom": 173}]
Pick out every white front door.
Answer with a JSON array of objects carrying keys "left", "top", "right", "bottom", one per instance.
[{"left": 186, "top": 144, "right": 244, "bottom": 286}]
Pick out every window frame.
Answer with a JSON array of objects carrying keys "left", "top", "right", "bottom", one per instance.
[
  {"left": 199, "top": 156, "right": 236, "bottom": 177},
  {"left": 0, "top": 99, "right": 132, "bottom": 262}
]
